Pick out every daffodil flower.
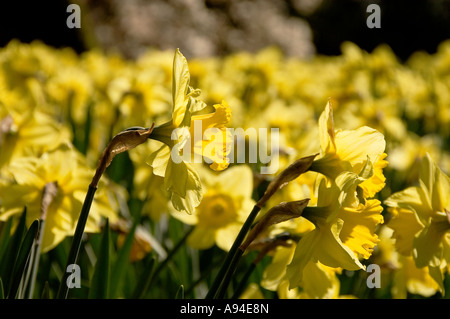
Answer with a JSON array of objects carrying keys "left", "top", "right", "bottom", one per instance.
[
  {"left": 0, "top": 146, "right": 119, "bottom": 252},
  {"left": 310, "top": 101, "right": 387, "bottom": 197},
  {"left": 285, "top": 167, "right": 384, "bottom": 289},
  {"left": 372, "top": 226, "right": 442, "bottom": 298},
  {"left": 0, "top": 105, "right": 71, "bottom": 170},
  {"left": 385, "top": 153, "right": 450, "bottom": 290},
  {"left": 261, "top": 242, "right": 341, "bottom": 299},
  {"left": 147, "top": 49, "right": 232, "bottom": 214},
  {"left": 170, "top": 165, "right": 255, "bottom": 251}
]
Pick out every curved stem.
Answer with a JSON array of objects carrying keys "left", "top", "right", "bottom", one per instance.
[
  {"left": 56, "top": 185, "right": 97, "bottom": 299},
  {"left": 205, "top": 205, "right": 261, "bottom": 299},
  {"left": 57, "top": 126, "right": 154, "bottom": 299}
]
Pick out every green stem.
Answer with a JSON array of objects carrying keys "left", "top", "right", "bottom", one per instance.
[
  {"left": 231, "top": 261, "right": 257, "bottom": 299},
  {"left": 24, "top": 219, "right": 45, "bottom": 299},
  {"left": 215, "top": 248, "right": 244, "bottom": 299},
  {"left": 205, "top": 205, "right": 261, "bottom": 299},
  {"left": 56, "top": 185, "right": 97, "bottom": 299},
  {"left": 184, "top": 257, "right": 220, "bottom": 297}
]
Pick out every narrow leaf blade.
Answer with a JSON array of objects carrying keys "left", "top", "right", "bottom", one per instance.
[
  {"left": 88, "top": 219, "right": 110, "bottom": 299},
  {"left": 7, "top": 219, "right": 39, "bottom": 299}
]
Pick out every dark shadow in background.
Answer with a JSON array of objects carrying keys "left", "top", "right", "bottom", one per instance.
[
  {"left": 0, "top": 0, "right": 85, "bottom": 53},
  {"left": 303, "top": 0, "right": 450, "bottom": 61},
  {"left": 0, "top": 0, "right": 449, "bottom": 60}
]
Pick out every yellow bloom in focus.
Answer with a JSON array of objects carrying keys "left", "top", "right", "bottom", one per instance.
[
  {"left": 148, "top": 49, "right": 232, "bottom": 214},
  {"left": 171, "top": 165, "right": 255, "bottom": 251},
  {"left": 311, "top": 101, "right": 387, "bottom": 197},
  {"left": 285, "top": 170, "right": 384, "bottom": 289},
  {"left": 384, "top": 153, "right": 450, "bottom": 290},
  {"left": 278, "top": 102, "right": 387, "bottom": 290},
  {"left": 0, "top": 147, "right": 119, "bottom": 252}
]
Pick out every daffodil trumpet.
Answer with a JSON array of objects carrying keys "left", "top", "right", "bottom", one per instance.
[{"left": 57, "top": 126, "right": 154, "bottom": 299}]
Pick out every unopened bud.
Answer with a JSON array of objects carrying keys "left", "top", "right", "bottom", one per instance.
[
  {"left": 257, "top": 154, "right": 317, "bottom": 208},
  {"left": 240, "top": 198, "right": 310, "bottom": 252},
  {"left": 91, "top": 124, "right": 155, "bottom": 187}
]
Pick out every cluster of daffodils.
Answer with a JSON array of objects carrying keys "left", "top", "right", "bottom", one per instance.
[
  {"left": 0, "top": 39, "right": 449, "bottom": 299},
  {"left": 246, "top": 102, "right": 387, "bottom": 299}
]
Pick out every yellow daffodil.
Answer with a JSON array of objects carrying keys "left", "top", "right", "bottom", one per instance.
[
  {"left": 0, "top": 105, "right": 71, "bottom": 170},
  {"left": 375, "top": 226, "right": 442, "bottom": 298},
  {"left": 147, "top": 49, "right": 232, "bottom": 214},
  {"left": 285, "top": 172, "right": 384, "bottom": 289},
  {"left": 393, "top": 255, "right": 441, "bottom": 298},
  {"left": 0, "top": 146, "right": 119, "bottom": 252},
  {"left": 310, "top": 101, "right": 388, "bottom": 197},
  {"left": 384, "top": 153, "right": 450, "bottom": 290},
  {"left": 261, "top": 242, "right": 341, "bottom": 299},
  {"left": 45, "top": 65, "right": 93, "bottom": 125},
  {"left": 171, "top": 164, "right": 255, "bottom": 251}
]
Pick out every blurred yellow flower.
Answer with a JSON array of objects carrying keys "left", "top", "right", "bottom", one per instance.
[
  {"left": 0, "top": 105, "right": 71, "bottom": 170},
  {"left": 0, "top": 146, "right": 119, "bottom": 252},
  {"left": 128, "top": 140, "right": 170, "bottom": 221},
  {"left": 385, "top": 152, "right": 450, "bottom": 290},
  {"left": 171, "top": 164, "right": 255, "bottom": 251}
]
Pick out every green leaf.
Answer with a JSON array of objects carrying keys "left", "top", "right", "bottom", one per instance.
[
  {"left": 88, "top": 219, "right": 110, "bottom": 299},
  {"left": 0, "top": 208, "right": 27, "bottom": 292},
  {"left": 109, "top": 221, "right": 138, "bottom": 298},
  {"left": 132, "top": 256, "right": 156, "bottom": 298},
  {"left": 0, "top": 278, "right": 4, "bottom": 299},
  {"left": 175, "top": 285, "right": 184, "bottom": 299},
  {"left": 0, "top": 217, "right": 13, "bottom": 263},
  {"left": 7, "top": 219, "right": 39, "bottom": 299},
  {"left": 40, "top": 281, "right": 50, "bottom": 299}
]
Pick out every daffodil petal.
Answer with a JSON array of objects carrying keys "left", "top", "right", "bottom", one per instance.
[
  {"left": 187, "top": 226, "right": 216, "bottom": 249},
  {"left": 286, "top": 229, "right": 320, "bottom": 289},
  {"left": 172, "top": 49, "right": 190, "bottom": 127},
  {"left": 170, "top": 164, "right": 202, "bottom": 215},
  {"left": 215, "top": 223, "right": 242, "bottom": 251},
  {"left": 164, "top": 158, "right": 188, "bottom": 198},
  {"left": 335, "top": 126, "right": 386, "bottom": 173},
  {"left": 318, "top": 102, "right": 336, "bottom": 155},
  {"left": 314, "top": 218, "right": 365, "bottom": 271},
  {"left": 387, "top": 207, "right": 423, "bottom": 256},
  {"left": 146, "top": 145, "right": 170, "bottom": 177},
  {"left": 413, "top": 220, "right": 449, "bottom": 268}
]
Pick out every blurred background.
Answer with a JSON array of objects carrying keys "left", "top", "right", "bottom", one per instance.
[{"left": 1, "top": 0, "right": 449, "bottom": 61}]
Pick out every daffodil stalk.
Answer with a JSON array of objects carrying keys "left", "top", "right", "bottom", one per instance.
[
  {"left": 205, "top": 154, "right": 317, "bottom": 299},
  {"left": 57, "top": 125, "right": 154, "bottom": 299},
  {"left": 231, "top": 234, "right": 293, "bottom": 299},
  {"left": 22, "top": 182, "right": 58, "bottom": 299}
]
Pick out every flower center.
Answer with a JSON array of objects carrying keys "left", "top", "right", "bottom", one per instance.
[{"left": 197, "top": 193, "right": 237, "bottom": 229}]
